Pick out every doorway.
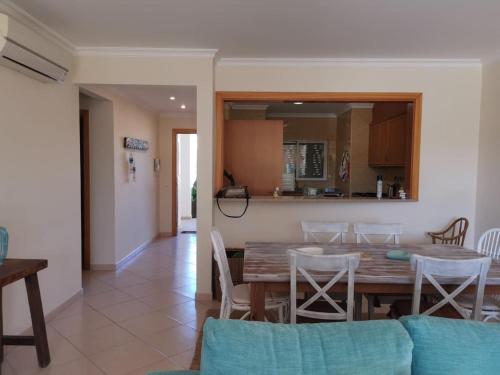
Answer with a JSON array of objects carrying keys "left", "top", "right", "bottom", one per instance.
[
  {"left": 79, "top": 110, "right": 91, "bottom": 269},
  {"left": 172, "top": 129, "right": 197, "bottom": 236}
]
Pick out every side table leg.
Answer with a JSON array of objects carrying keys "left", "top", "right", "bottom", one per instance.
[
  {"left": 1, "top": 288, "right": 3, "bottom": 364},
  {"left": 25, "top": 274, "right": 50, "bottom": 368}
]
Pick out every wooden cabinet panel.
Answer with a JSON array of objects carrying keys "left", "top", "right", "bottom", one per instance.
[
  {"left": 369, "top": 114, "right": 408, "bottom": 167},
  {"left": 385, "top": 115, "right": 407, "bottom": 166},
  {"left": 224, "top": 120, "right": 283, "bottom": 195}
]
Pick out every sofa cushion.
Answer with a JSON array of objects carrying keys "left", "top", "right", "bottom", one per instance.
[
  {"left": 400, "top": 315, "right": 500, "bottom": 375},
  {"left": 201, "top": 318, "right": 413, "bottom": 375}
]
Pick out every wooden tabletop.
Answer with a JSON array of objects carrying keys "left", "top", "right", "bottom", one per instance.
[
  {"left": 243, "top": 243, "right": 500, "bottom": 285},
  {"left": 0, "top": 259, "right": 48, "bottom": 287}
]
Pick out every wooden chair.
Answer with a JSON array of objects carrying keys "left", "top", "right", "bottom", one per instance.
[
  {"left": 288, "top": 250, "right": 360, "bottom": 323},
  {"left": 391, "top": 254, "right": 491, "bottom": 321},
  {"left": 210, "top": 228, "right": 288, "bottom": 321},
  {"left": 458, "top": 228, "right": 500, "bottom": 321},
  {"left": 354, "top": 223, "right": 403, "bottom": 319},
  {"left": 427, "top": 217, "right": 469, "bottom": 246},
  {"left": 300, "top": 221, "right": 349, "bottom": 244}
]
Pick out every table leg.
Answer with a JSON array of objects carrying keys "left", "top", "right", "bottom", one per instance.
[
  {"left": 367, "top": 294, "right": 375, "bottom": 320},
  {"left": 354, "top": 293, "right": 362, "bottom": 321},
  {"left": 24, "top": 274, "right": 50, "bottom": 368},
  {"left": 250, "top": 283, "right": 266, "bottom": 321}
]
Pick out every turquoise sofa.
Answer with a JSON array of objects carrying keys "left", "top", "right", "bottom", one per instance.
[{"left": 150, "top": 316, "right": 500, "bottom": 375}]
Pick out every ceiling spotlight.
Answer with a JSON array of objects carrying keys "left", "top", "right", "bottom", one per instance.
[
  {"left": 180, "top": 104, "right": 186, "bottom": 109},
  {"left": 169, "top": 96, "right": 176, "bottom": 101},
  {"left": 293, "top": 102, "right": 303, "bottom": 105}
]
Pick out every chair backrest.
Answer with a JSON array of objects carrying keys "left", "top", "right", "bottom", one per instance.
[
  {"left": 210, "top": 228, "right": 234, "bottom": 303},
  {"left": 354, "top": 223, "right": 402, "bottom": 244},
  {"left": 427, "top": 217, "right": 469, "bottom": 246},
  {"left": 410, "top": 254, "right": 491, "bottom": 320},
  {"left": 288, "top": 250, "right": 360, "bottom": 323},
  {"left": 300, "top": 221, "right": 349, "bottom": 244},
  {"left": 477, "top": 228, "right": 500, "bottom": 260}
]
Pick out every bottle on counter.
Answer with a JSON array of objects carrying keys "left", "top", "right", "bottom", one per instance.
[{"left": 376, "top": 176, "right": 383, "bottom": 200}]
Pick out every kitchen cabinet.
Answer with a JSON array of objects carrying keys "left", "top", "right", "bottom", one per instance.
[
  {"left": 224, "top": 120, "right": 283, "bottom": 195},
  {"left": 369, "top": 113, "right": 408, "bottom": 166}
]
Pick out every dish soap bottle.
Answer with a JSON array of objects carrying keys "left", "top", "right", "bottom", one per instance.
[{"left": 376, "top": 176, "right": 383, "bottom": 200}]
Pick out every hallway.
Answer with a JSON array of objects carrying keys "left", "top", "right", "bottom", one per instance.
[{"left": 2, "top": 234, "right": 217, "bottom": 375}]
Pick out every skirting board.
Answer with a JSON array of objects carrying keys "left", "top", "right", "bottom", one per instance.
[
  {"left": 158, "top": 232, "right": 173, "bottom": 238},
  {"left": 45, "top": 288, "right": 83, "bottom": 322},
  {"left": 90, "top": 235, "right": 159, "bottom": 271},
  {"left": 195, "top": 292, "right": 212, "bottom": 301}
]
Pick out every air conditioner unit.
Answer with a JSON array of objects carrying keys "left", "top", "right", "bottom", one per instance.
[{"left": 0, "top": 13, "right": 71, "bottom": 83}]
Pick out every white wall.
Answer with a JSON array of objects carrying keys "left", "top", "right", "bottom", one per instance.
[
  {"left": 79, "top": 94, "right": 116, "bottom": 265},
  {"left": 81, "top": 85, "right": 160, "bottom": 265},
  {"left": 215, "top": 62, "right": 482, "bottom": 249},
  {"left": 476, "top": 60, "right": 500, "bottom": 242},
  {"left": 0, "top": 66, "right": 81, "bottom": 333},
  {"left": 158, "top": 115, "right": 197, "bottom": 234}
]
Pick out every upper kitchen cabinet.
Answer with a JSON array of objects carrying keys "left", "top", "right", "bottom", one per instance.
[{"left": 369, "top": 103, "right": 411, "bottom": 167}]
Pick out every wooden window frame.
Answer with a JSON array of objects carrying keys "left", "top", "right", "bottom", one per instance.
[{"left": 215, "top": 92, "right": 422, "bottom": 200}]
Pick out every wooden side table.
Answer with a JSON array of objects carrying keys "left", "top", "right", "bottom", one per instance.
[{"left": 0, "top": 259, "right": 50, "bottom": 368}]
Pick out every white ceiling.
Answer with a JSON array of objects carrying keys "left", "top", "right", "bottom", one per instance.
[
  {"left": 86, "top": 85, "right": 197, "bottom": 114},
  {"left": 7, "top": 0, "right": 500, "bottom": 59}
]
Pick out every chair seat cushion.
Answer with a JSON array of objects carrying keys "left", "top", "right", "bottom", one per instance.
[
  {"left": 456, "top": 295, "right": 500, "bottom": 311},
  {"left": 201, "top": 317, "right": 413, "bottom": 375},
  {"left": 232, "top": 283, "right": 250, "bottom": 304},
  {"left": 400, "top": 315, "right": 500, "bottom": 375},
  {"left": 232, "top": 284, "right": 288, "bottom": 306}
]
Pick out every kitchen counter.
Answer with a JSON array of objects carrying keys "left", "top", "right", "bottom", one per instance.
[{"left": 215, "top": 195, "right": 417, "bottom": 203}]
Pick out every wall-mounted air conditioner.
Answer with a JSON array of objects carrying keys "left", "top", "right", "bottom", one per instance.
[{"left": 0, "top": 13, "right": 71, "bottom": 83}]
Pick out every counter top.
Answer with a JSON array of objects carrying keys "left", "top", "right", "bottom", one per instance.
[{"left": 215, "top": 196, "right": 417, "bottom": 203}]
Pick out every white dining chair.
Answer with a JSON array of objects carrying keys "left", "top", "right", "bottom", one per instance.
[
  {"left": 288, "top": 250, "right": 360, "bottom": 323},
  {"left": 300, "top": 221, "right": 349, "bottom": 244},
  {"left": 210, "top": 228, "right": 288, "bottom": 321},
  {"left": 409, "top": 254, "right": 491, "bottom": 320},
  {"left": 353, "top": 223, "right": 402, "bottom": 244},
  {"left": 354, "top": 223, "right": 403, "bottom": 319},
  {"left": 458, "top": 228, "right": 500, "bottom": 321}
]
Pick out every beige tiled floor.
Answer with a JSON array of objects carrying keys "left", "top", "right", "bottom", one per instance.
[{"left": 2, "top": 234, "right": 218, "bottom": 375}]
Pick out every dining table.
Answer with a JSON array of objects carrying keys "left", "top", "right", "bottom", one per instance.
[{"left": 243, "top": 242, "right": 500, "bottom": 321}]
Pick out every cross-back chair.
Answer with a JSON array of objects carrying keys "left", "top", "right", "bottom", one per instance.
[
  {"left": 211, "top": 228, "right": 287, "bottom": 321},
  {"left": 409, "top": 254, "right": 491, "bottom": 320},
  {"left": 354, "top": 223, "right": 402, "bottom": 244},
  {"left": 458, "top": 228, "right": 500, "bottom": 321},
  {"left": 288, "top": 250, "right": 360, "bottom": 323},
  {"left": 300, "top": 221, "right": 349, "bottom": 244}
]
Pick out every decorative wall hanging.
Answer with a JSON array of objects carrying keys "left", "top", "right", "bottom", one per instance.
[
  {"left": 124, "top": 137, "right": 149, "bottom": 151},
  {"left": 128, "top": 152, "right": 136, "bottom": 182}
]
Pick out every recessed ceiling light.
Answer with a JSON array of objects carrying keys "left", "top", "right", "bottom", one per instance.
[
  {"left": 169, "top": 96, "right": 176, "bottom": 101},
  {"left": 180, "top": 104, "right": 186, "bottom": 109},
  {"left": 293, "top": 102, "right": 303, "bottom": 105}
]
